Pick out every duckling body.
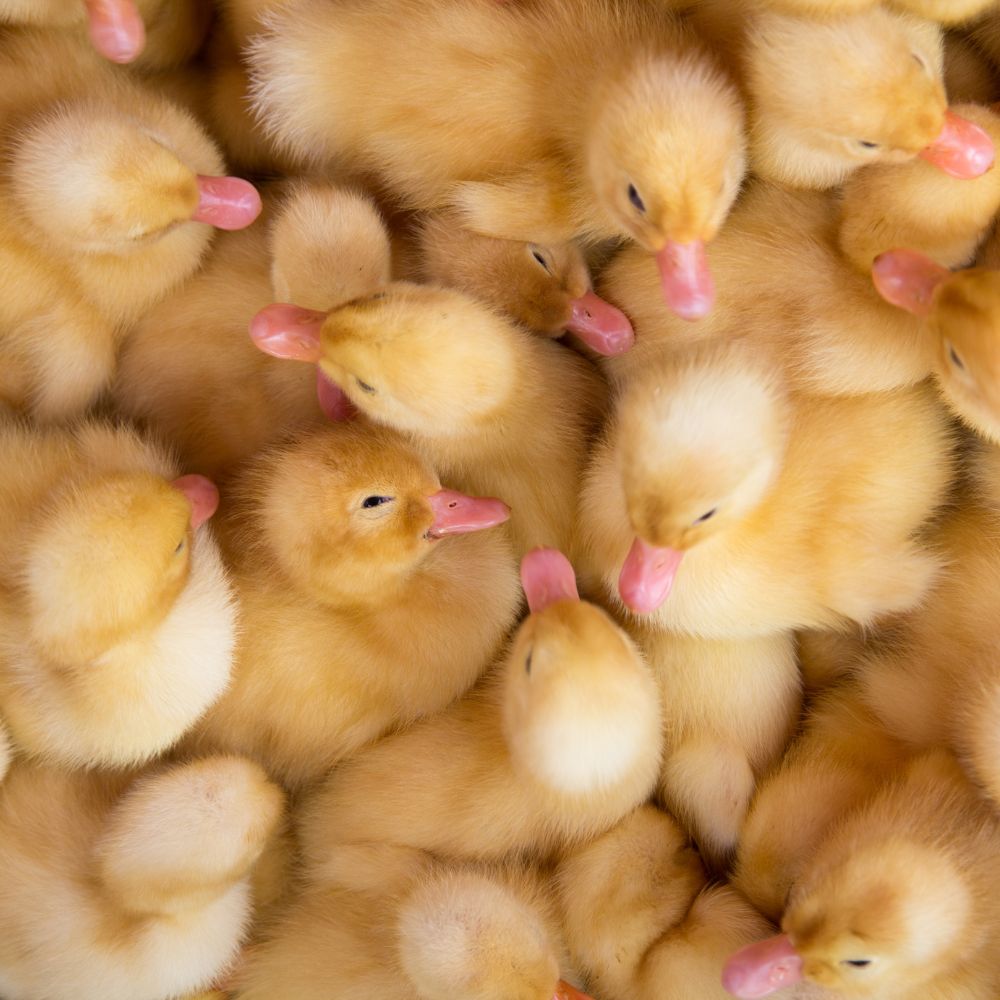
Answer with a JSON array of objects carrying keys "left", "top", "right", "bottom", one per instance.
[
  {"left": 0, "top": 756, "right": 284, "bottom": 1000},
  {"left": 0, "top": 420, "right": 235, "bottom": 771}
]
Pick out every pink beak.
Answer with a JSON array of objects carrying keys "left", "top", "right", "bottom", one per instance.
[
  {"left": 316, "top": 370, "right": 357, "bottom": 422},
  {"left": 426, "top": 489, "right": 510, "bottom": 538},
  {"left": 919, "top": 110, "right": 995, "bottom": 179},
  {"left": 192, "top": 176, "right": 263, "bottom": 231},
  {"left": 520, "top": 548, "right": 580, "bottom": 613},
  {"left": 722, "top": 934, "right": 805, "bottom": 999},
  {"left": 554, "top": 981, "right": 595, "bottom": 1000},
  {"left": 84, "top": 0, "right": 145, "bottom": 63},
  {"left": 249, "top": 303, "right": 326, "bottom": 362},
  {"left": 171, "top": 474, "right": 219, "bottom": 530},
  {"left": 565, "top": 291, "right": 635, "bottom": 355},
  {"left": 618, "top": 536, "right": 684, "bottom": 614},
  {"left": 656, "top": 239, "right": 715, "bottom": 320},
  {"left": 871, "top": 249, "right": 950, "bottom": 317}
]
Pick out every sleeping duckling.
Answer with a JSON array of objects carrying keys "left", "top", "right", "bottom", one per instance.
[
  {"left": 250, "top": 0, "right": 747, "bottom": 318},
  {"left": 251, "top": 283, "right": 607, "bottom": 556},
  {"left": 872, "top": 249, "right": 1000, "bottom": 442},
  {"left": 577, "top": 343, "right": 955, "bottom": 635},
  {"left": 0, "top": 420, "right": 236, "bottom": 771},
  {"left": 691, "top": 1, "right": 994, "bottom": 189},
  {"left": 724, "top": 750, "right": 1000, "bottom": 1000},
  {"left": 409, "top": 210, "right": 634, "bottom": 355},
  {"left": 235, "top": 846, "right": 586, "bottom": 1000},
  {"left": 0, "top": 755, "right": 285, "bottom": 1000},
  {"left": 0, "top": 0, "right": 210, "bottom": 67},
  {"left": 185, "top": 422, "right": 519, "bottom": 791},
  {"left": 0, "top": 32, "right": 260, "bottom": 421},
  {"left": 116, "top": 182, "right": 388, "bottom": 476},
  {"left": 557, "top": 805, "right": 773, "bottom": 1000},
  {"left": 297, "top": 548, "right": 661, "bottom": 869}
]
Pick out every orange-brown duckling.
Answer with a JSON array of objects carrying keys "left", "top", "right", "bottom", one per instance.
[
  {"left": 0, "top": 755, "right": 284, "bottom": 1000},
  {"left": 249, "top": 0, "right": 747, "bottom": 319},
  {"left": 184, "top": 422, "right": 519, "bottom": 791},
  {"left": 0, "top": 420, "right": 235, "bottom": 771},
  {"left": 724, "top": 751, "right": 1000, "bottom": 1000}
]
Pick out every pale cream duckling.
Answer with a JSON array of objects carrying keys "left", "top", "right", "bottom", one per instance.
[
  {"left": 871, "top": 248, "right": 1000, "bottom": 442},
  {"left": 116, "top": 182, "right": 389, "bottom": 476},
  {"left": 298, "top": 549, "right": 661, "bottom": 870},
  {"left": 557, "top": 805, "right": 774, "bottom": 1000},
  {"left": 724, "top": 750, "right": 1000, "bottom": 1000},
  {"left": 236, "top": 844, "right": 589, "bottom": 1000},
  {"left": 0, "top": 33, "right": 261, "bottom": 421},
  {"left": 0, "top": 420, "right": 236, "bottom": 771},
  {"left": 749, "top": 0, "right": 996, "bottom": 23},
  {"left": 250, "top": 0, "right": 747, "bottom": 318},
  {"left": 251, "top": 282, "right": 608, "bottom": 556},
  {"left": 577, "top": 343, "right": 955, "bottom": 635},
  {"left": 185, "top": 422, "right": 519, "bottom": 791},
  {"left": 0, "top": 755, "right": 285, "bottom": 1000},
  {"left": 691, "top": 1, "right": 994, "bottom": 189}
]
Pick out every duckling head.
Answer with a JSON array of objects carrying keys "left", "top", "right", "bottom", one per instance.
[
  {"left": 724, "top": 839, "right": 972, "bottom": 997},
  {"left": 873, "top": 250, "right": 1000, "bottom": 443},
  {"left": 502, "top": 548, "right": 659, "bottom": 795},
  {"left": 585, "top": 50, "right": 747, "bottom": 320},
  {"left": 23, "top": 470, "right": 217, "bottom": 666},
  {"left": 247, "top": 425, "right": 509, "bottom": 606},
  {"left": 614, "top": 352, "right": 790, "bottom": 614},
  {"left": 747, "top": 9, "right": 996, "bottom": 186},
  {"left": 251, "top": 284, "right": 521, "bottom": 437},
  {"left": 10, "top": 103, "right": 261, "bottom": 255}
]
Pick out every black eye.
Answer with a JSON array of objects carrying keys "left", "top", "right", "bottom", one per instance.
[
  {"left": 361, "top": 495, "right": 393, "bottom": 509},
  {"left": 355, "top": 377, "right": 376, "bottom": 394},
  {"left": 842, "top": 960, "right": 872, "bottom": 968},
  {"left": 174, "top": 538, "right": 185, "bottom": 554},
  {"left": 858, "top": 140, "right": 879, "bottom": 150},
  {"left": 531, "top": 249, "right": 550, "bottom": 272},
  {"left": 694, "top": 508, "right": 717, "bottom": 524},
  {"left": 948, "top": 344, "right": 965, "bottom": 370},
  {"left": 525, "top": 649, "right": 533, "bottom": 675},
  {"left": 627, "top": 183, "right": 646, "bottom": 213}
]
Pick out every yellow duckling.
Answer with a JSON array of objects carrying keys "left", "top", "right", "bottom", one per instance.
[
  {"left": 185, "top": 422, "right": 519, "bottom": 791},
  {"left": 0, "top": 756, "right": 284, "bottom": 1000},
  {"left": 249, "top": 0, "right": 747, "bottom": 318},
  {"left": 0, "top": 420, "right": 236, "bottom": 771},
  {"left": 250, "top": 283, "right": 608, "bottom": 556}
]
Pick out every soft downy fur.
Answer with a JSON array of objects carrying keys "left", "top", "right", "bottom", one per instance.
[
  {"left": 184, "top": 422, "right": 521, "bottom": 791},
  {"left": 0, "top": 755, "right": 285, "bottom": 1000},
  {"left": 0, "top": 420, "right": 236, "bottom": 770}
]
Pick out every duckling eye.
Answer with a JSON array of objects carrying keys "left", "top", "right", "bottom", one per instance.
[
  {"left": 174, "top": 538, "right": 185, "bottom": 555},
  {"left": 694, "top": 508, "right": 717, "bottom": 524},
  {"left": 361, "top": 495, "right": 393, "bottom": 509},
  {"left": 947, "top": 342, "right": 965, "bottom": 371},
  {"left": 525, "top": 649, "right": 533, "bottom": 675},
  {"left": 841, "top": 959, "right": 872, "bottom": 968},
  {"left": 529, "top": 246, "right": 551, "bottom": 273},
  {"left": 627, "top": 183, "right": 646, "bottom": 214},
  {"left": 355, "top": 377, "right": 376, "bottom": 394},
  {"left": 858, "top": 140, "right": 879, "bottom": 150}
]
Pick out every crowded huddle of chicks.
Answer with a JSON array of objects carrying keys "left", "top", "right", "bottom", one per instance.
[{"left": 6, "top": 0, "right": 1000, "bottom": 998}]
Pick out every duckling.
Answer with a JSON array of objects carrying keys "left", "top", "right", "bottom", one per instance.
[
  {"left": 250, "top": 0, "right": 747, "bottom": 318},
  {"left": 756, "top": 0, "right": 996, "bottom": 21},
  {"left": 577, "top": 343, "right": 955, "bottom": 635},
  {"left": 557, "top": 805, "right": 774, "bottom": 1000},
  {"left": 0, "top": 0, "right": 210, "bottom": 67},
  {"left": 691, "top": 2, "right": 994, "bottom": 189},
  {"left": 116, "top": 182, "right": 387, "bottom": 476},
  {"left": 251, "top": 282, "right": 608, "bottom": 556},
  {"left": 0, "top": 32, "right": 261, "bottom": 421},
  {"left": 0, "top": 420, "right": 236, "bottom": 772},
  {"left": 297, "top": 548, "right": 661, "bottom": 868},
  {"left": 409, "top": 211, "right": 634, "bottom": 355},
  {"left": 0, "top": 755, "right": 285, "bottom": 1000},
  {"left": 723, "top": 750, "right": 1000, "bottom": 1000},
  {"left": 235, "top": 846, "right": 586, "bottom": 1000},
  {"left": 871, "top": 249, "right": 1000, "bottom": 442},
  {"left": 185, "top": 422, "right": 519, "bottom": 791}
]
